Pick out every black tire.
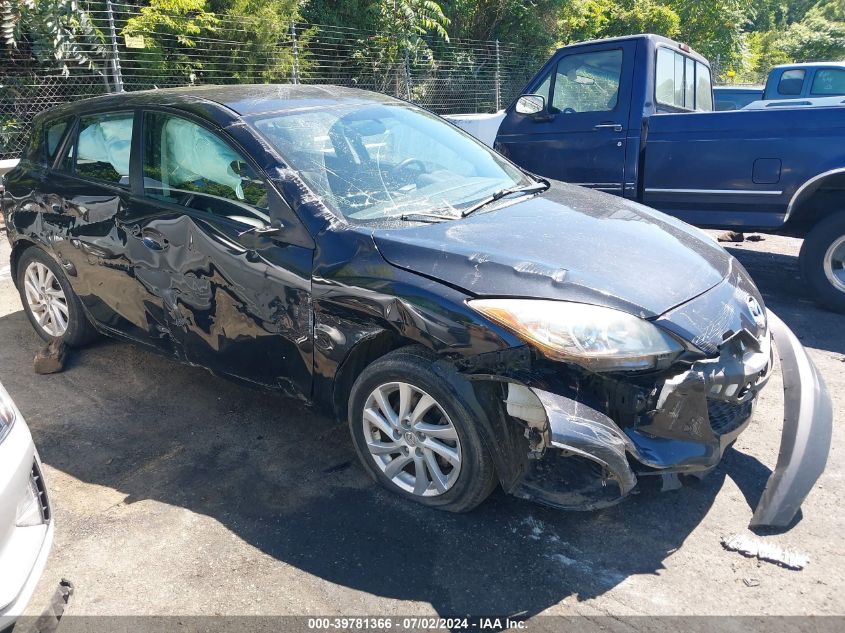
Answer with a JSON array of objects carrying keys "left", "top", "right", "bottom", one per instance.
[
  {"left": 16, "top": 246, "right": 99, "bottom": 347},
  {"left": 799, "top": 212, "right": 845, "bottom": 313},
  {"left": 348, "top": 346, "right": 497, "bottom": 512}
]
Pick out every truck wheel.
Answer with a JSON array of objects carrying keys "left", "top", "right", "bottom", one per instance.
[
  {"left": 800, "top": 212, "right": 845, "bottom": 313},
  {"left": 348, "top": 346, "right": 497, "bottom": 512}
]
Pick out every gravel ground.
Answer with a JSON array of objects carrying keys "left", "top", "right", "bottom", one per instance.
[{"left": 0, "top": 230, "right": 842, "bottom": 621}]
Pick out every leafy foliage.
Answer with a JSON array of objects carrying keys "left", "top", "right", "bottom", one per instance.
[
  {"left": 1, "top": 0, "right": 106, "bottom": 74},
  {"left": 353, "top": 1, "right": 450, "bottom": 95},
  {"left": 557, "top": 0, "right": 680, "bottom": 43},
  {"left": 4, "top": 0, "right": 844, "bottom": 88},
  {"left": 121, "top": 0, "right": 218, "bottom": 83}
]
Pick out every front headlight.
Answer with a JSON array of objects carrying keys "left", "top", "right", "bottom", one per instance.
[
  {"left": 469, "top": 299, "right": 684, "bottom": 371},
  {"left": 0, "top": 382, "right": 16, "bottom": 444}
]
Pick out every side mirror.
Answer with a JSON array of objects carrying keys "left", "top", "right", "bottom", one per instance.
[{"left": 515, "top": 94, "right": 546, "bottom": 115}]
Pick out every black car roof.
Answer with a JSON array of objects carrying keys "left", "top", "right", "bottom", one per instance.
[{"left": 38, "top": 84, "right": 396, "bottom": 123}]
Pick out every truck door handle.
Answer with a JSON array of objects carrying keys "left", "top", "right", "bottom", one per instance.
[
  {"left": 594, "top": 123, "right": 623, "bottom": 132},
  {"left": 140, "top": 229, "right": 168, "bottom": 251}
]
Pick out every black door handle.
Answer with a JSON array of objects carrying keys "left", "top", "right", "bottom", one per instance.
[{"left": 140, "top": 229, "right": 168, "bottom": 251}]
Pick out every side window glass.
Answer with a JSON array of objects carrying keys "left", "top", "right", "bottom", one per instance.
[
  {"left": 695, "top": 62, "right": 713, "bottom": 111},
  {"left": 142, "top": 112, "right": 270, "bottom": 227},
  {"left": 66, "top": 112, "right": 133, "bottom": 186},
  {"left": 684, "top": 57, "right": 695, "bottom": 108},
  {"left": 656, "top": 49, "right": 705, "bottom": 110},
  {"left": 533, "top": 69, "right": 552, "bottom": 104},
  {"left": 810, "top": 69, "right": 845, "bottom": 96},
  {"left": 551, "top": 49, "right": 623, "bottom": 113},
  {"left": 778, "top": 70, "right": 805, "bottom": 96},
  {"left": 655, "top": 48, "right": 676, "bottom": 106},
  {"left": 45, "top": 119, "right": 69, "bottom": 160}
]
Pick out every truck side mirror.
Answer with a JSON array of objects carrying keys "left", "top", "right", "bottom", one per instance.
[{"left": 515, "top": 94, "right": 546, "bottom": 115}]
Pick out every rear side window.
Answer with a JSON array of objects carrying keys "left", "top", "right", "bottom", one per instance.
[
  {"left": 655, "top": 48, "right": 713, "bottom": 111},
  {"left": 62, "top": 112, "right": 133, "bottom": 186},
  {"left": 777, "top": 69, "right": 805, "bottom": 96},
  {"left": 811, "top": 69, "right": 845, "bottom": 96}
]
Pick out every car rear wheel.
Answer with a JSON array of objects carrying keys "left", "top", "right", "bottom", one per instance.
[
  {"left": 800, "top": 212, "right": 845, "bottom": 313},
  {"left": 348, "top": 347, "right": 496, "bottom": 512},
  {"left": 16, "top": 247, "right": 99, "bottom": 347}
]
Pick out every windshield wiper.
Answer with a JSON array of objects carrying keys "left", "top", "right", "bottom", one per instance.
[
  {"left": 460, "top": 181, "right": 549, "bottom": 218},
  {"left": 398, "top": 212, "right": 458, "bottom": 223}
]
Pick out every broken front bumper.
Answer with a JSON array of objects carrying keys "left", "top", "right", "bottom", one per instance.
[{"left": 509, "top": 310, "right": 832, "bottom": 528}]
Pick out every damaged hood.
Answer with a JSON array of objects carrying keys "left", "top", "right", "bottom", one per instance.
[{"left": 372, "top": 181, "right": 732, "bottom": 318}]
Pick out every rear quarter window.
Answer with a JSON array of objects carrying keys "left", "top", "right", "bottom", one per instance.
[{"left": 24, "top": 117, "right": 70, "bottom": 166}]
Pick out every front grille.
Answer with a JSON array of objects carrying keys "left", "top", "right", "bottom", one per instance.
[
  {"left": 708, "top": 399, "right": 754, "bottom": 436},
  {"left": 31, "top": 461, "right": 51, "bottom": 522}
]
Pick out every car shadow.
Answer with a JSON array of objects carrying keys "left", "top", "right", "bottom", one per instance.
[
  {"left": 725, "top": 245, "right": 845, "bottom": 356},
  {"left": 0, "top": 310, "right": 772, "bottom": 618}
]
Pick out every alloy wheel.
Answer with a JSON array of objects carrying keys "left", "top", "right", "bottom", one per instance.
[
  {"left": 23, "top": 261, "right": 69, "bottom": 337},
  {"left": 362, "top": 381, "right": 462, "bottom": 497},
  {"left": 824, "top": 235, "right": 845, "bottom": 293}
]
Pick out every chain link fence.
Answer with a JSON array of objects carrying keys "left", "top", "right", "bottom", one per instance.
[{"left": 0, "top": 2, "right": 548, "bottom": 159}]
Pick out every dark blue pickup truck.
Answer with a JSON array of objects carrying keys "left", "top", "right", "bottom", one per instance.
[{"left": 484, "top": 34, "right": 845, "bottom": 312}]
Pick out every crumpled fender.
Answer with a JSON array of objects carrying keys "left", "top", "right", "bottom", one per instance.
[
  {"left": 750, "top": 310, "right": 833, "bottom": 528},
  {"left": 532, "top": 388, "right": 638, "bottom": 497}
]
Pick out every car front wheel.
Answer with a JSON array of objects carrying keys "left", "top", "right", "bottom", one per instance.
[
  {"left": 800, "top": 212, "right": 845, "bottom": 313},
  {"left": 348, "top": 347, "right": 497, "bottom": 512}
]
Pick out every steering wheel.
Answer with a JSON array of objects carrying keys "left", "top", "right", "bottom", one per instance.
[
  {"left": 390, "top": 158, "right": 427, "bottom": 182},
  {"left": 562, "top": 107, "right": 577, "bottom": 114}
]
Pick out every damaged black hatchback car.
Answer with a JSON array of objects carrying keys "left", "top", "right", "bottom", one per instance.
[{"left": 1, "top": 86, "right": 832, "bottom": 527}]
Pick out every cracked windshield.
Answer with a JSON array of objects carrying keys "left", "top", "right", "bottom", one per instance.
[{"left": 252, "top": 103, "right": 531, "bottom": 221}]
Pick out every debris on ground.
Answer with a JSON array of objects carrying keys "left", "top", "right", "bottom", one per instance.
[
  {"left": 721, "top": 533, "right": 809, "bottom": 570},
  {"left": 746, "top": 234, "right": 765, "bottom": 242},
  {"left": 743, "top": 577, "right": 761, "bottom": 587},
  {"left": 660, "top": 472, "right": 683, "bottom": 491},
  {"left": 34, "top": 339, "right": 67, "bottom": 375},
  {"left": 718, "top": 231, "right": 745, "bottom": 243}
]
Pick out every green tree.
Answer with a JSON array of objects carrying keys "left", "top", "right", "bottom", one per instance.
[
  {"left": 557, "top": 0, "right": 680, "bottom": 44},
  {"left": 665, "top": 0, "right": 754, "bottom": 74},
  {"left": 782, "top": 0, "right": 845, "bottom": 61},
  {"left": 212, "top": 0, "right": 303, "bottom": 83},
  {"left": 122, "top": 0, "right": 219, "bottom": 84},
  {"left": 1, "top": 0, "right": 106, "bottom": 73},
  {"left": 353, "top": 0, "right": 450, "bottom": 95}
]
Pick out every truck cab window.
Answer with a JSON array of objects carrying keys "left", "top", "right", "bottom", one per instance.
[
  {"left": 551, "top": 49, "right": 623, "bottom": 113},
  {"left": 695, "top": 62, "right": 713, "bottom": 111},
  {"left": 656, "top": 48, "right": 712, "bottom": 111},
  {"left": 777, "top": 70, "right": 805, "bottom": 96}
]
